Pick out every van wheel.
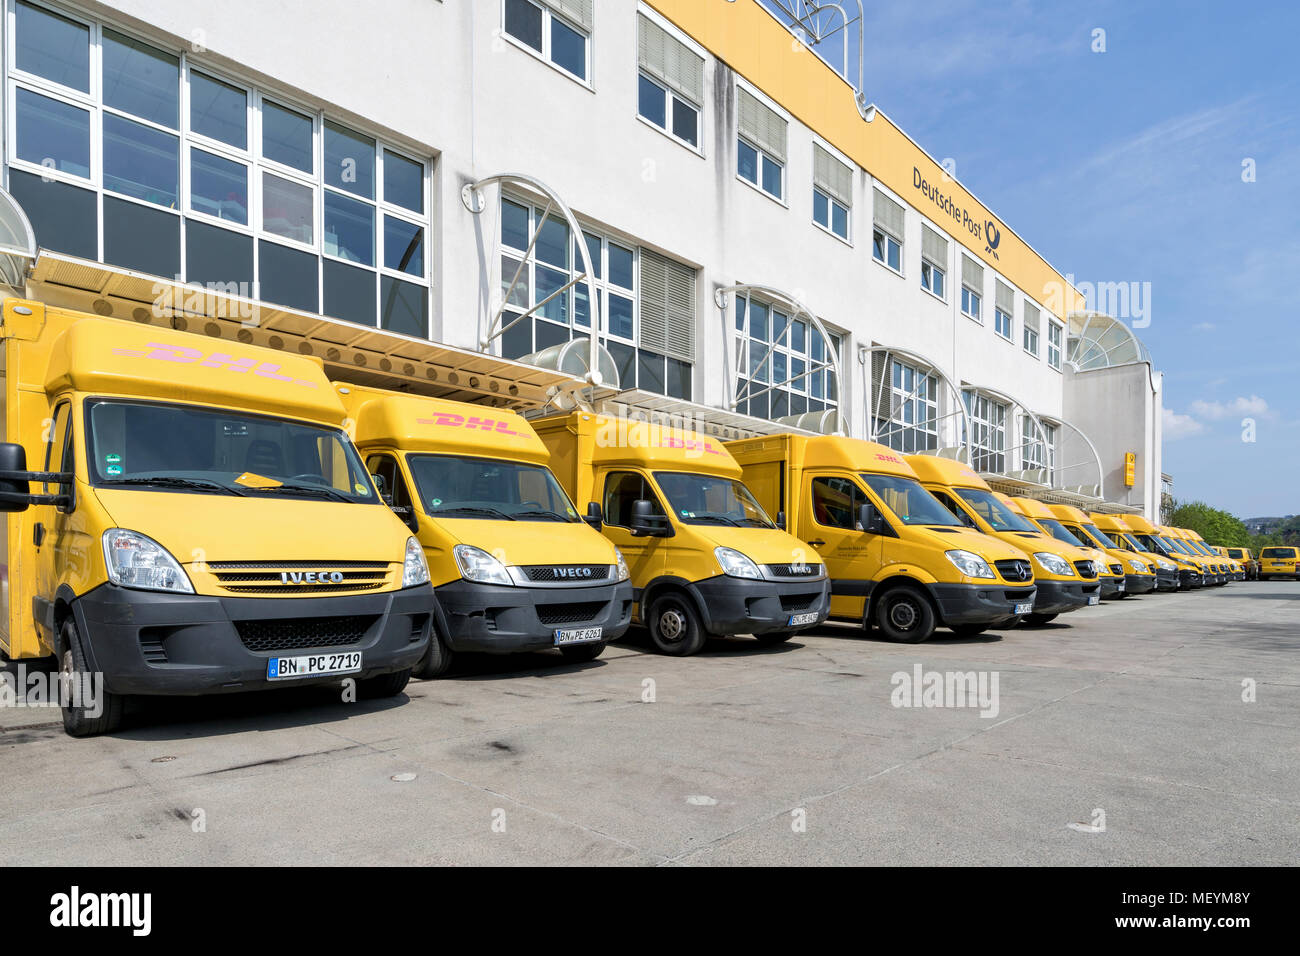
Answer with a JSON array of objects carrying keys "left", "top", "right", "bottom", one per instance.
[
  {"left": 950, "top": 624, "right": 988, "bottom": 637},
  {"left": 1022, "top": 613, "right": 1058, "bottom": 626},
  {"left": 873, "top": 586, "right": 935, "bottom": 644},
  {"left": 647, "top": 593, "right": 707, "bottom": 656},
  {"left": 559, "top": 641, "right": 606, "bottom": 663},
  {"left": 59, "top": 619, "right": 124, "bottom": 737},
  {"left": 356, "top": 668, "right": 411, "bottom": 699},
  {"left": 413, "top": 626, "right": 452, "bottom": 679},
  {"left": 753, "top": 630, "right": 795, "bottom": 646}
]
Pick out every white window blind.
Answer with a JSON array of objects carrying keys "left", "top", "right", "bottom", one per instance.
[
  {"left": 637, "top": 14, "right": 703, "bottom": 105},
  {"left": 639, "top": 248, "right": 696, "bottom": 363},
  {"left": 995, "top": 280, "right": 1013, "bottom": 314},
  {"left": 1023, "top": 301, "right": 1041, "bottom": 332},
  {"left": 543, "top": 0, "right": 593, "bottom": 32},
  {"left": 738, "top": 88, "right": 787, "bottom": 162},
  {"left": 962, "top": 255, "right": 983, "bottom": 291},
  {"left": 873, "top": 189, "right": 904, "bottom": 239},
  {"left": 922, "top": 224, "right": 948, "bottom": 265},
  {"left": 813, "top": 144, "right": 852, "bottom": 206}
]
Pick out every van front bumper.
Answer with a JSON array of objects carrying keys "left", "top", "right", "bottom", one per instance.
[
  {"left": 1099, "top": 576, "right": 1125, "bottom": 599},
  {"left": 688, "top": 575, "right": 831, "bottom": 636},
  {"left": 72, "top": 583, "right": 434, "bottom": 696},
  {"left": 1179, "top": 569, "right": 1202, "bottom": 589},
  {"left": 1124, "top": 573, "right": 1157, "bottom": 594},
  {"left": 1031, "top": 579, "right": 1101, "bottom": 615},
  {"left": 1154, "top": 568, "right": 1180, "bottom": 591},
  {"left": 929, "top": 583, "right": 1037, "bottom": 627},
  {"left": 435, "top": 580, "right": 633, "bottom": 653}
]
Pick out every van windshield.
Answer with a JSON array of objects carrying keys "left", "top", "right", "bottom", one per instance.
[
  {"left": 407, "top": 454, "right": 578, "bottom": 521},
  {"left": 86, "top": 399, "right": 376, "bottom": 503},
  {"left": 954, "top": 487, "right": 1038, "bottom": 533},
  {"left": 1038, "top": 518, "right": 1086, "bottom": 547},
  {"left": 860, "top": 474, "right": 959, "bottom": 526},
  {"left": 653, "top": 472, "right": 774, "bottom": 528},
  {"left": 1081, "top": 523, "right": 1113, "bottom": 549}
]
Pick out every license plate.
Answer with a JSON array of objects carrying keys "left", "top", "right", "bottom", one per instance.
[
  {"left": 1117, "top": 580, "right": 1125, "bottom": 590},
  {"left": 1088, "top": 594, "right": 1101, "bottom": 606},
  {"left": 554, "top": 627, "right": 602, "bottom": 646},
  {"left": 267, "top": 652, "right": 361, "bottom": 681},
  {"left": 788, "top": 611, "right": 819, "bottom": 626},
  {"left": 1013, "top": 602, "right": 1034, "bottom": 615}
]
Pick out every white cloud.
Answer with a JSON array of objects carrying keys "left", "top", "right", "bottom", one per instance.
[
  {"left": 1163, "top": 407, "right": 1205, "bottom": 440},
  {"left": 1193, "top": 322, "right": 1216, "bottom": 332},
  {"left": 1188, "top": 395, "right": 1270, "bottom": 420}
]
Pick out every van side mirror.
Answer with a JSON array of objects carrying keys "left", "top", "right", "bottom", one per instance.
[
  {"left": 0, "top": 442, "right": 72, "bottom": 512},
  {"left": 371, "top": 472, "right": 391, "bottom": 505},
  {"left": 858, "top": 502, "right": 887, "bottom": 536},
  {"left": 776, "top": 510, "right": 786, "bottom": 531},
  {"left": 630, "top": 499, "right": 671, "bottom": 537},
  {"left": 585, "top": 501, "right": 603, "bottom": 530}
]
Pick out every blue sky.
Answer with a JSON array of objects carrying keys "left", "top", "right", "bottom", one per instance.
[{"left": 761, "top": 0, "right": 1299, "bottom": 518}]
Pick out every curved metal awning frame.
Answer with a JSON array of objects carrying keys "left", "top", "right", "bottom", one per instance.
[
  {"left": 461, "top": 173, "right": 608, "bottom": 388},
  {"left": 0, "top": 185, "right": 38, "bottom": 288},
  {"left": 714, "top": 283, "right": 849, "bottom": 433},
  {"left": 1067, "top": 310, "right": 1151, "bottom": 371},
  {"left": 961, "top": 383, "right": 1054, "bottom": 482},
  {"left": 866, "top": 344, "right": 970, "bottom": 461},
  {"left": 1039, "top": 414, "right": 1106, "bottom": 500}
]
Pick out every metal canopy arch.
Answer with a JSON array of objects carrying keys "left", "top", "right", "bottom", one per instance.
[
  {"left": 714, "top": 283, "right": 848, "bottom": 434},
  {"left": 964, "top": 384, "right": 1054, "bottom": 482},
  {"left": 865, "top": 345, "right": 970, "bottom": 461},
  {"left": 765, "top": 0, "right": 875, "bottom": 120},
  {"left": 1041, "top": 415, "right": 1106, "bottom": 500},
  {"left": 461, "top": 173, "right": 613, "bottom": 390},
  {"left": 1067, "top": 311, "right": 1151, "bottom": 371},
  {"left": 0, "top": 185, "right": 37, "bottom": 288}
]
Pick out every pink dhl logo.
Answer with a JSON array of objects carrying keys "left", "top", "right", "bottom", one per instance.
[
  {"left": 417, "top": 413, "right": 519, "bottom": 436},
  {"left": 111, "top": 343, "right": 318, "bottom": 388},
  {"left": 658, "top": 437, "right": 724, "bottom": 455},
  {"left": 875, "top": 453, "right": 903, "bottom": 465}
]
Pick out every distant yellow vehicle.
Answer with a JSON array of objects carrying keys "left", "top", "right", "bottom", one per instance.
[
  {"left": 1002, "top": 495, "right": 1124, "bottom": 599},
  {"left": 1044, "top": 503, "right": 1156, "bottom": 595},
  {"left": 1223, "top": 546, "right": 1259, "bottom": 580},
  {"left": 1122, "top": 515, "right": 1203, "bottom": 589},
  {"left": 1161, "top": 526, "right": 1225, "bottom": 586},
  {"left": 336, "top": 384, "right": 634, "bottom": 674},
  {"left": 1089, "top": 513, "right": 1180, "bottom": 591},
  {"left": 535, "top": 413, "right": 830, "bottom": 655},
  {"left": 0, "top": 299, "right": 432, "bottom": 735},
  {"left": 727, "top": 435, "right": 1037, "bottom": 643},
  {"left": 1177, "top": 529, "right": 1242, "bottom": 581},
  {"left": 1259, "top": 546, "right": 1300, "bottom": 580},
  {"left": 906, "top": 455, "right": 1101, "bottom": 626}
]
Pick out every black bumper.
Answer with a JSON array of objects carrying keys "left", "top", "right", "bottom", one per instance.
[
  {"left": 1154, "top": 568, "right": 1180, "bottom": 591},
  {"left": 435, "top": 579, "right": 633, "bottom": 653},
  {"left": 688, "top": 575, "right": 831, "bottom": 636},
  {"left": 73, "top": 583, "right": 434, "bottom": 696},
  {"left": 1099, "top": 577, "right": 1125, "bottom": 599},
  {"left": 1124, "top": 573, "right": 1157, "bottom": 594},
  {"left": 1178, "top": 569, "right": 1202, "bottom": 589},
  {"left": 1032, "top": 578, "right": 1100, "bottom": 615},
  {"left": 930, "top": 583, "right": 1037, "bottom": 627}
]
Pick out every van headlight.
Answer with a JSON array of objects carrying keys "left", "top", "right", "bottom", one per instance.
[
  {"left": 1034, "top": 552, "right": 1075, "bottom": 576},
  {"left": 945, "top": 549, "right": 995, "bottom": 579},
  {"left": 614, "top": 547, "right": 630, "bottom": 582},
  {"left": 1127, "top": 559, "right": 1148, "bottom": 573},
  {"left": 403, "top": 536, "right": 431, "bottom": 587},
  {"left": 714, "top": 546, "right": 761, "bottom": 579},
  {"left": 1156, "top": 559, "right": 1176, "bottom": 571},
  {"left": 102, "top": 528, "right": 194, "bottom": 594},
  {"left": 453, "top": 544, "right": 511, "bottom": 586}
]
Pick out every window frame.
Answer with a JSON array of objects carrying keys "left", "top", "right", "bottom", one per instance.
[
  {"left": 963, "top": 390, "right": 1007, "bottom": 474},
  {"left": 871, "top": 225, "right": 902, "bottom": 275},
  {"left": 994, "top": 304, "right": 1013, "bottom": 341},
  {"left": 736, "top": 130, "right": 785, "bottom": 203},
  {"left": 812, "top": 185, "right": 850, "bottom": 243},
  {"left": 635, "top": 70, "right": 701, "bottom": 155},
  {"left": 500, "top": 0, "right": 593, "bottom": 89},
  {"left": 1047, "top": 320, "right": 1063, "bottom": 371},
  {"left": 733, "top": 293, "right": 841, "bottom": 421},
  {"left": 920, "top": 257, "right": 946, "bottom": 301}
]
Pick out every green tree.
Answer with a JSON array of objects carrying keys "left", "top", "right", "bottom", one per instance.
[{"left": 1165, "top": 499, "right": 1252, "bottom": 548}]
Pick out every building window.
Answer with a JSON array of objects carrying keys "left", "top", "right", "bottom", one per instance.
[
  {"left": 961, "top": 256, "right": 984, "bottom": 322},
  {"left": 733, "top": 295, "right": 840, "bottom": 421},
  {"left": 5, "top": 0, "right": 432, "bottom": 335},
  {"left": 737, "top": 87, "right": 786, "bottom": 201},
  {"left": 503, "top": 0, "right": 591, "bottom": 82},
  {"left": 812, "top": 144, "right": 851, "bottom": 241},
  {"left": 872, "top": 189, "right": 903, "bottom": 272},
  {"left": 920, "top": 224, "right": 948, "bottom": 299},
  {"left": 498, "top": 198, "right": 692, "bottom": 398},
  {"left": 964, "top": 390, "right": 1007, "bottom": 474},
  {"left": 636, "top": 13, "right": 702, "bottom": 149},
  {"left": 994, "top": 280, "right": 1014, "bottom": 340},
  {"left": 875, "top": 359, "right": 939, "bottom": 454},
  {"left": 1023, "top": 301, "right": 1041, "bottom": 357},
  {"left": 1022, "top": 417, "right": 1057, "bottom": 477},
  {"left": 1048, "top": 321, "right": 1063, "bottom": 370}
]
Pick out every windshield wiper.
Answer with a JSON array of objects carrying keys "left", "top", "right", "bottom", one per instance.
[
  {"left": 242, "top": 482, "right": 352, "bottom": 503},
  {"left": 735, "top": 516, "right": 773, "bottom": 528},
  {"left": 100, "top": 476, "right": 245, "bottom": 496},
  {"left": 431, "top": 506, "right": 516, "bottom": 520},
  {"left": 514, "top": 509, "right": 571, "bottom": 522},
  {"left": 688, "top": 514, "right": 741, "bottom": 526}
]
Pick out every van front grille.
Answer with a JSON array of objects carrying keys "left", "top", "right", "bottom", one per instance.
[
  {"left": 995, "top": 559, "right": 1032, "bottom": 582},
  {"left": 779, "top": 592, "right": 820, "bottom": 612},
  {"left": 207, "top": 560, "right": 390, "bottom": 594},
  {"left": 765, "top": 563, "right": 824, "bottom": 579},
  {"left": 521, "top": 564, "right": 610, "bottom": 582},
  {"left": 536, "top": 601, "right": 606, "bottom": 626},
  {"left": 1074, "top": 561, "right": 1098, "bottom": 579},
  {"left": 1109, "top": 563, "right": 1123, "bottom": 575},
  {"left": 235, "top": 615, "right": 375, "bottom": 653}
]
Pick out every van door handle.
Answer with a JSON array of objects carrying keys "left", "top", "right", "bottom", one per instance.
[{"left": 807, "top": 539, "right": 825, "bottom": 547}]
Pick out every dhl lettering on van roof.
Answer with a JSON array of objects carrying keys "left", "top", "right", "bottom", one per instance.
[
  {"left": 112, "top": 343, "right": 319, "bottom": 388},
  {"left": 416, "top": 412, "right": 521, "bottom": 437}
]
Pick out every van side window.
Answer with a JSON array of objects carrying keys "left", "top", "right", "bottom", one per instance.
[
  {"left": 603, "top": 472, "right": 665, "bottom": 528},
  {"left": 932, "top": 490, "right": 976, "bottom": 528},
  {"left": 811, "top": 477, "right": 866, "bottom": 529},
  {"left": 43, "top": 402, "right": 72, "bottom": 494},
  {"left": 365, "top": 454, "right": 413, "bottom": 516}
]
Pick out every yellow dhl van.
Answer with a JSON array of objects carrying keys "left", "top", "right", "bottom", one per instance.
[
  {"left": 1045, "top": 502, "right": 1157, "bottom": 595},
  {"left": 1174, "top": 528, "right": 1233, "bottom": 582},
  {"left": 534, "top": 412, "right": 830, "bottom": 655},
  {"left": 1258, "top": 545, "right": 1300, "bottom": 580},
  {"left": 1004, "top": 496, "right": 1126, "bottom": 598},
  {"left": 0, "top": 300, "right": 432, "bottom": 735},
  {"left": 1121, "top": 515, "right": 1202, "bottom": 588},
  {"left": 1089, "top": 513, "right": 1180, "bottom": 591},
  {"left": 906, "top": 455, "right": 1101, "bottom": 625},
  {"left": 1205, "top": 544, "right": 1246, "bottom": 581},
  {"left": 335, "top": 384, "right": 633, "bottom": 672},
  {"left": 1222, "top": 546, "right": 1258, "bottom": 580},
  {"left": 1160, "top": 525, "right": 1223, "bottom": 585},
  {"left": 727, "top": 434, "right": 1037, "bottom": 643},
  {"left": 1185, "top": 530, "right": 1244, "bottom": 581}
]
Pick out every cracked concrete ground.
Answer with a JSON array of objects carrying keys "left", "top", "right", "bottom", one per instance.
[{"left": 2, "top": 582, "right": 1297, "bottom": 865}]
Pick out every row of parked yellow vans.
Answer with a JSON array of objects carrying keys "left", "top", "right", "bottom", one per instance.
[{"left": 0, "top": 301, "right": 1256, "bottom": 736}]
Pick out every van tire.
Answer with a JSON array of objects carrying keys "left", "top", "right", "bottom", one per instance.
[
  {"left": 559, "top": 641, "right": 606, "bottom": 663},
  {"left": 1022, "top": 613, "right": 1058, "bottom": 626},
  {"left": 873, "top": 586, "right": 935, "bottom": 644},
  {"left": 646, "top": 593, "right": 707, "bottom": 656},
  {"left": 413, "top": 626, "right": 452, "bottom": 679},
  {"left": 59, "top": 619, "right": 124, "bottom": 737},
  {"left": 753, "top": 630, "right": 795, "bottom": 645},
  {"left": 356, "top": 668, "right": 411, "bottom": 699}
]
